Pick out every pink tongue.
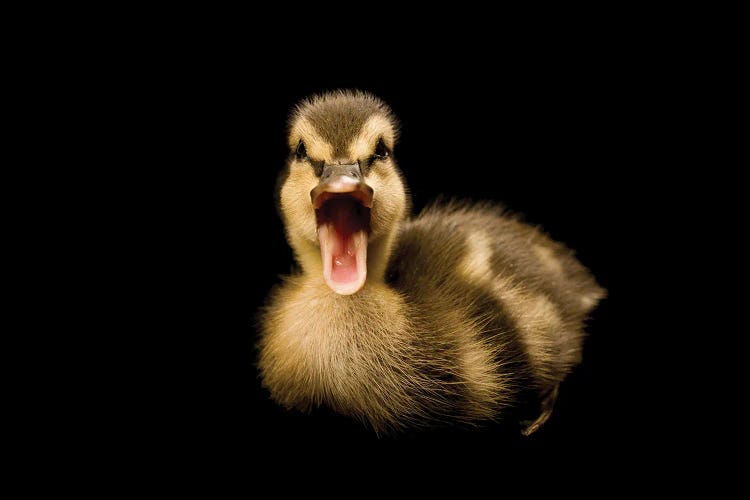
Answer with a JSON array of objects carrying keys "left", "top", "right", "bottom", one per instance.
[
  {"left": 329, "top": 208, "right": 358, "bottom": 283},
  {"left": 318, "top": 197, "right": 368, "bottom": 295}
]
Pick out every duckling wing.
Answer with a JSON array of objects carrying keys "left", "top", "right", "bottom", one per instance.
[{"left": 388, "top": 202, "right": 604, "bottom": 392}]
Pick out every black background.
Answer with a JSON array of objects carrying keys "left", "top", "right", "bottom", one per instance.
[{"left": 123, "top": 49, "right": 665, "bottom": 460}]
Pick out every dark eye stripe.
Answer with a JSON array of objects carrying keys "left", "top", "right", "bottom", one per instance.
[{"left": 311, "top": 160, "right": 324, "bottom": 177}]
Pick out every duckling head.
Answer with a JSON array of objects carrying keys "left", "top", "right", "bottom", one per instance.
[{"left": 278, "top": 90, "right": 408, "bottom": 295}]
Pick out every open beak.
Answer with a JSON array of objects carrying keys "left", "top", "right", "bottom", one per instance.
[{"left": 311, "top": 163, "right": 373, "bottom": 295}]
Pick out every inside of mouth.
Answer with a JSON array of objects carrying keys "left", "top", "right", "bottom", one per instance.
[{"left": 316, "top": 195, "right": 370, "bottom": 294}]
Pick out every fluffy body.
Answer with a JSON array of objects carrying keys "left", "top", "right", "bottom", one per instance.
[{"left": 259, "top": 91, "right": 604, "bottom": 434}]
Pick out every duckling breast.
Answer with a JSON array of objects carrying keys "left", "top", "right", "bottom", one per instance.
[{"left": 259, "top": 275, "right": 518, "bottom": 432}]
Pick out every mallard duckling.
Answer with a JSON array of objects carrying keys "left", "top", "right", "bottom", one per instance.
[{"left": 259, "top": 90, "right": 604, "bottom": 435}]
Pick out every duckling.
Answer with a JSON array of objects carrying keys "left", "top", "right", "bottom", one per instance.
[{"left": 259, "top": 90, "right": 605, "bottom": 435}]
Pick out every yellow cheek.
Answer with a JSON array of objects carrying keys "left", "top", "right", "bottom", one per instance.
[
  {"left": 368, "top": 163, "right": 405, "bottom": 234},
  {"left": 281, "top": 162, "right": 318, "bottom": 241}
]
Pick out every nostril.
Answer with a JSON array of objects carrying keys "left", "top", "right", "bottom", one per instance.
[{"left": 320, "top": 164, "right": 361, "bottom": 182}]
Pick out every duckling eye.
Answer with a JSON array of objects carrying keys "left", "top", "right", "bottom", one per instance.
[
  {"left": 296, "top": 140, "right": 307, "bottom": 160},
  {"left": 373, "top": 138, "right": 389, "bottom": 160}
]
